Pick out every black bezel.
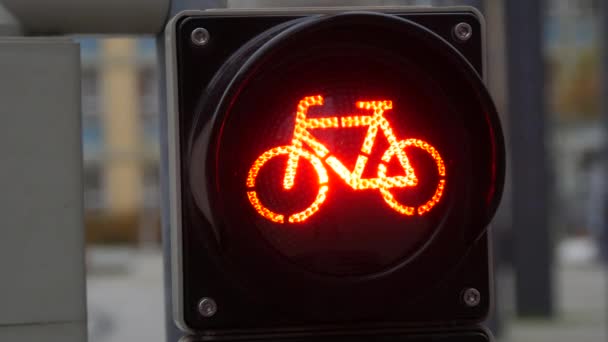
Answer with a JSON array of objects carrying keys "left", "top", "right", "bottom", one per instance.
[
  {"left": 184, "top": 326, "right": 492, "bottom": 342},
  {"left": 174, "top": 9, "right": 501, "bottom": 336}
]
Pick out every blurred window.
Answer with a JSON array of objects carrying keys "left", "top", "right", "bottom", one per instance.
[
  {"left": 82, "top": 114, "right": 103, "bottom": 153},
  {"left": 81, "top": 65, "right": 103, "bottom": 155},
  {"left": 139, "top": 66, "right": 160, "bottom": 146},
  {"left": 82, "top": 68, "right": 100, "bottom": 116},
  {"left": 138, "top": 38, "right": 156, "bottom": 57},
  {"left": 84, "top": 166, "right": 105, "bottom": 211},
  {"left": 142, "top": 163, "right": 160, "bottom": 209},
  {"left": 79, "top": 38, "right": 99, "bottom": 60}
]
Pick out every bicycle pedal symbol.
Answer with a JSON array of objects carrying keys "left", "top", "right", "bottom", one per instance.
[{"left": 246, "top": 95, "right": 446, "bottom": 224}]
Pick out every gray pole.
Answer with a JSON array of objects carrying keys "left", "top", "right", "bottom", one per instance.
[
  {"left": 601, "top": 1, "right": 608, "bottom": 338},
  {"left": 429, "top": 0, "right": 481, "bottom": 9},
  {"left": 461, "top": 0, "right": 482, "bottom": 11},
  {"left": 2, "top": 0, "right": 170, "bottom": 34},
  {"left": 505, "top": 0, "right": 554, "bottom": 317}
]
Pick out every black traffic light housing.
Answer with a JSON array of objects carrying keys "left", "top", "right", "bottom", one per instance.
[{"left": 165, "top": 6, "right": 504, "bottom": 339}]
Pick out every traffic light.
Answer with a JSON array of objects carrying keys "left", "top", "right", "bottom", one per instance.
[{"left": 165, "top": 6, "right": 504, "bottom": 339}]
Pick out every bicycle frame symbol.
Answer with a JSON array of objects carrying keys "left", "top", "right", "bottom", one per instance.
[{"left": 246, "top": 95, "right": 446, "bottom": 224}]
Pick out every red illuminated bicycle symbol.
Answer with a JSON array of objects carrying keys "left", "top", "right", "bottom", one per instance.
[{"left": 246, "top": 95, "right": 446, "bottom": 224}]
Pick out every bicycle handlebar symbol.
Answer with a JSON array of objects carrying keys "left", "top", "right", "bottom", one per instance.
[{"left": 246, "top": 95, "right": 446, "bottom": 224}]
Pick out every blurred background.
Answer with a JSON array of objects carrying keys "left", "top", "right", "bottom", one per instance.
[{"left": 81, "top": 0, "right": 606, "bottom": 341}]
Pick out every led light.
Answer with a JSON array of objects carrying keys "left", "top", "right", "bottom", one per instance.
[
  {"left": 341, "top": 116, "right": 372, "bottom": 128},
  {"left": 417, "top": 179, "right": 446, "bottom": 215},
  {"left": 247, "top": 145, "right": 329, "bottom": 223},
  {"left": 247, "top": 190, "right": 285, "bottom": 223},
  {"left": 288, "top": 185, "right": 329, "bottom": 223},
  {"left": 307, "top": 117, "right": 340, "bottom": 129},
  {"left": 285, "top": 96, "right": 327, "bottom": 190},
  {"left": 246, "top": 96, "right": 447, "bottom": 223},
  {"left": 378, "top": 139, "right": 446, "bottom": 216},
  {"left": 356, "top": 100, "right": 393, "bottom": 110}
]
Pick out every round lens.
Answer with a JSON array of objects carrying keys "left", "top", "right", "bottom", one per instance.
[{"left": 210, "top": 23, "right": 468, "bottom": 276}]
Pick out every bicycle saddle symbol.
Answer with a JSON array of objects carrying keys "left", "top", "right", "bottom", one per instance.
[{"left": 246, "top": 95, "right": 446, "bottom": 224}]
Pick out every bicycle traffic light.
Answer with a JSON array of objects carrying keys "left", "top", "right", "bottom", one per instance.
[{"left": 165, "top": 6, "right": 504, "bottom": 339}]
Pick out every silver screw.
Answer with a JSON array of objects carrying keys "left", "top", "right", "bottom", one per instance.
[
  {"left": 191, "top": 28, "right": 210, "bottom": 46},
  {"left": 198, "top": 297, "right": 217, "bottom": 317},
  {"left": 453, "top": 22, "right": 473, "bottom": 42},
  {"left": 462, "top": 288, "right": 481, "bottom": 307}
]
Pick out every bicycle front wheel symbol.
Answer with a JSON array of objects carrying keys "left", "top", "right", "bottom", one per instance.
[{"left": 246, "top": 145, "right": 330, "bottom": 224}]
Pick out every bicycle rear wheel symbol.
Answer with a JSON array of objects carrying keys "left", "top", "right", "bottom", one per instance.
[{"left": 246, "top": 95, "right": 446, "bottom": 224}]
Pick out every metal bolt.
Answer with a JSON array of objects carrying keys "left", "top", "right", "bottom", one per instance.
[
  {"left": 198, "top": 297, "right": 217, "bottom": 317},
  {"left": 191, "top": 28, "right": 210, "bottom": 46},
  {"left": 453, "top": 22, "right": 473, "bottom": 42},
  {"left": 462, "top": 288, "right": 481, "bottom": 307}
]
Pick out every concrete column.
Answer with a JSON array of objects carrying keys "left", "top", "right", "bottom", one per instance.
[{"left": 0, "top": 39, "right": 86, "bottom": 342}]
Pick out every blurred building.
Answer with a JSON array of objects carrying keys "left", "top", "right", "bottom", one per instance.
[
  {"left": 545, "top": 0, "right": 602, "bottom": 235},
  {"left": 80, "top": 37, "right": 160, "bottom": 245}
]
